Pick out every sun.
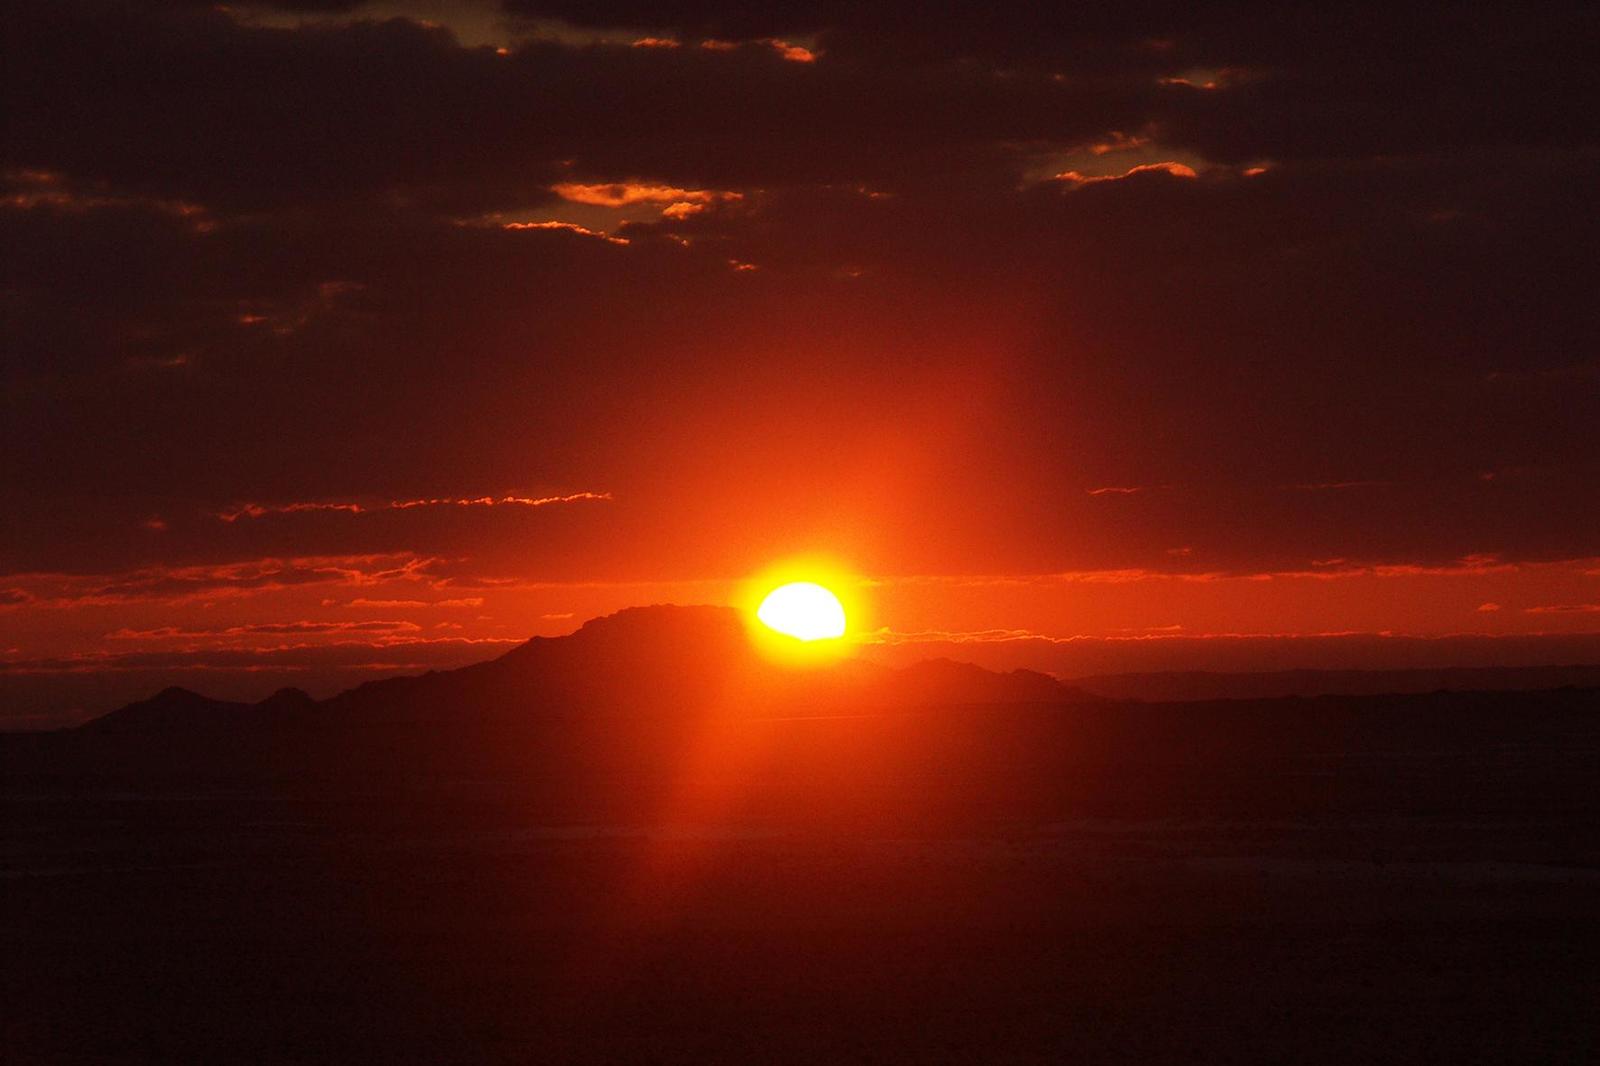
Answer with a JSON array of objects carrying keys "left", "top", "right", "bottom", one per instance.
[
  {"left": 757, "top": 582, "right": 848, "bottom": 642},
  {"left": 739, "top": 557, "right": 863, "bottom": 663}
]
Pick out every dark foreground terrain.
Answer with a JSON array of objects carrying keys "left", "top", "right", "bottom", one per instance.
[{"left": 5, "top": 612, "right": 1599, "bottom": 1063}]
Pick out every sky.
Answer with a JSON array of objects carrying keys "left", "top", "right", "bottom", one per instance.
[{"left": 4, "top": 2, "right": 1600, "bottom": 725}]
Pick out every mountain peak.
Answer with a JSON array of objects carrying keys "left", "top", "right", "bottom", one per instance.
[
  {"left": 570, "top": 603, "right": 746, "bottom": 646},
  {"left": 85, "top": 603, "right": 1087, "bottom": 733},
  {"left": 257, "top": 687, "right": 317, "bottom": 713},
  {"left": 498, "top": 604, "right": 745, "bottom": 660},
  {"left": 579, "top": 603, "right": 741, "bottom": 629},
  {"left": 85, "top": 686, "right": 246, "bottom": 733},
  {"left": 152, "top": 685, "right": 207, "bottom": 702}
]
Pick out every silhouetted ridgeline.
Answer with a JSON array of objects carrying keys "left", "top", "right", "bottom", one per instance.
[
  {"left": 77, "top": 604, "right": 1078, "bottom": 730},
  {"left": 7, "top": 607, "right": 1600, "bottom": 1065},
  {"left": 1068, "top": 664, "right": 1600, "bottom": 702},
  {"left": 3, "top": 605, "right": 1597, "bottom": 829}
]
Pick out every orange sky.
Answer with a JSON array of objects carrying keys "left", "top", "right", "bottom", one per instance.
[
  {"left": 4, "top": 2, "right": 1599, "bottom": 724},
  {"left": 6, "top": 547, "right": 1599, "bottom": 725}
]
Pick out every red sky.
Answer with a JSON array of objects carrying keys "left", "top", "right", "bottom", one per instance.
[{"left": 4, "top": 2, "right": 1599, "bottom": 725}]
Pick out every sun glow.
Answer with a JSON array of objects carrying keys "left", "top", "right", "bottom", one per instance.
[
  {"left": 739, "top": 559, "right": 863, "bottom": 664},
  {"left": 757, "top": 582, "right": 848, "bottom": 641}
]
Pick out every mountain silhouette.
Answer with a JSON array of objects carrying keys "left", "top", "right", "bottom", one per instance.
[
  {"left": 82, "top": 685, "right": 250, "bottom": 734},
  {"left": 82, "top": 605, "right": 1084, "bottom": 736},
  {"left": 49, "top": 605, "right": 1595, "bottom": 831},
  {"left": 22, "top": 605, "right": 1096, "bottom": 800}
]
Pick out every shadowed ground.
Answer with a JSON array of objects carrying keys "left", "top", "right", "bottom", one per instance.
[{"left": 6, "top": 682, "right": 1598, "bottom": 1064}]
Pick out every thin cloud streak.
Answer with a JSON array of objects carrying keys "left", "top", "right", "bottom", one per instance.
[
  {"left": 1284, "top": 480, "right": 1393, "bottom": 491},
  {"left": 215, "top": 492, "right": 612, "bottom": 523},
  {"left": 0, "top": 554, "right": 439, "bottom": 608},
  {"left": 494, "top": 220, "right": 630, "bottom": 243},
  {"left": 872, "top": 553, "right": 1562, "bottom": 588},
  {"left": 863, "top": 626, "right": 1379, "bottom": 647},
  {"left": 342, "top": 597, "right": 485, "bottom": 609},
  {"left": 0, "top": 638, "right": 522, "bottom": 676},
  {"left": 1055, "top": 161, "right": 1199, "bottom": 185},
  {"left": 864, "top": 625, "right": 1600, "bottom": 649},
  {"left": 551, "top": 182, "right": 740, "bottom": 208},
  {"left": 107, "top": 620, "right": 424, "bottom": 640}
]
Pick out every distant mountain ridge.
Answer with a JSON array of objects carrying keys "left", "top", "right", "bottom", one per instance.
[
  {"left": 8, "top": 606, "right": 1595, "bottom": 822},
  {"left": 82, "top": 605, "right": 1082, "bottom": 734},
  {"left": 1068, "top": 664, "right": 1600, "bottom": 703},
  {"left": 61, "top": 609, "right": 1600, "bottom": 737}
]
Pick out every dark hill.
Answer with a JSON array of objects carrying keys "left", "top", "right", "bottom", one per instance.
[
  {"left": 13, "top": 605, "right": 1594, "bottom": 831},
  {"left": 6, "top": 610, "right": 1597, "bottom": 1066},
  {"left": 82, "top": 604, "right": 1083, "bottom": 735},
  {"left": 81, "top": 686, "right": 250, "bottom": 735}
]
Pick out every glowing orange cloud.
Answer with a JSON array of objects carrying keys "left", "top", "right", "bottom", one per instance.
[
  {"left": 215, "top": 492, "right": 612, "bottom": 522},
  {"left": 551, "top": 182, "right": 740, "bottom": 208},
  {"left": 1090, "top": 131, "right": 1152, "bottom": 156},
  {"left": 108, "top": 620, "right": 423, "bottom": 640},
  {"left": 499, "top": 220, "right": 629, "bottom": 244},
  {"left": 2, "top": 169, "right": 213, "bottom": 230},
  {"left": 661, "top": 201, "right": 705, "bottom": 219},
  {"left": 343, "top": 597, "right": 484, "bottom": 609},
  {"left": 0, "top": 553, "right": 439, "bottom": 609},
  {"left": 1055, "top": 162, "right": 1199, "bottom": 185},
  {"left": 693, "top": 38, "right": 815, "bottom": 61},
  {"left": 767, "top": 40, "right": 817, "bottom": 63}
]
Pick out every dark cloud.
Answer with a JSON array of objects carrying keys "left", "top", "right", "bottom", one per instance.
[
  {"left": 6, "top": 148, "right": 1599, "bottom": 576},
  {"left": 4, "top": 2, "right": 1599, "bottom": 722},
  {"left": 5, "top": 5, "right": 1152, "bottom": 211},
  {"left": 510, "top": 3, "right": 1600, "bottom": 156}
]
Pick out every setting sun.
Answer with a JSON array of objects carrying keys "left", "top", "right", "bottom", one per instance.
[
  {"left": 756, "top": 582, "right": 848, "bottom": 641},
  {"left": 8, "top": 5, "right": 1593, "bottom": 1062}
]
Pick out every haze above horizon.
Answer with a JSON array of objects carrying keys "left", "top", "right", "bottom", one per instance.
[{"left": 3, "top": 2, "right": 1598, "bottom": 727}]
